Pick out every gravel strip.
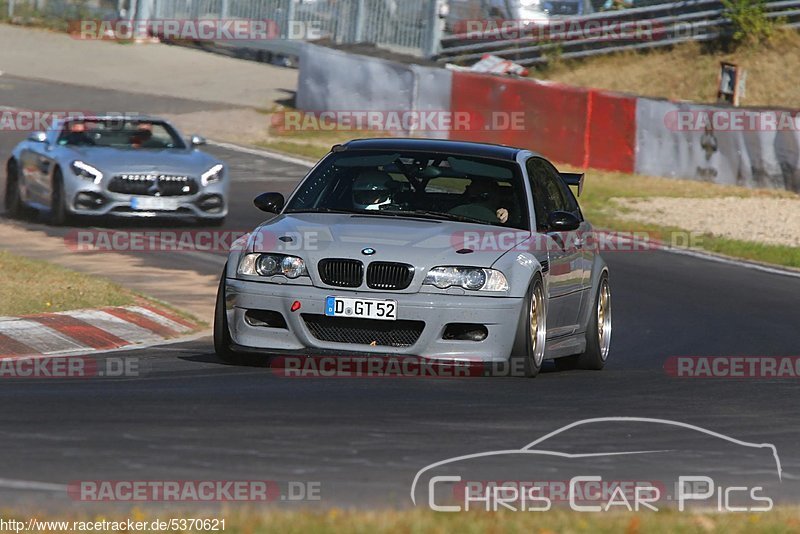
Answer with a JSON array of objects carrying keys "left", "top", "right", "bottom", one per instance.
[{"left": 611, "top": 197, "right": 800, "bottom": 247}]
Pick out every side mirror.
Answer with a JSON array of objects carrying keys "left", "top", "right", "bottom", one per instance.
[
  {"left": 254, "top": 192, "right": 285, "bottom": 214},
  {"left": 547, "top": 211, "right": 581, "bottom": 232},
  {"left": 190, "top": 135, "right": 206, "bottom": 146},
  {"left": 28, "top": 131, "right": 48, "bottom": 143}
]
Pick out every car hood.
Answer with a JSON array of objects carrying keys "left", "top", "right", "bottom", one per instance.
[
  {"left": 248, "top": 213, "right": 531, "bottom": 268},
  {"left": 64, "top": 146, "right": 219, "bottom": 175}
]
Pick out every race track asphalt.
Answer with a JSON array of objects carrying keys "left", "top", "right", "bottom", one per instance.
[{"left": 1, "top": 76, "right": 799, "bottom": 510}]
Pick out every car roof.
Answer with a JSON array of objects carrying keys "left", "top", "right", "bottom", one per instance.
[
  {"left": 63, "top": 114, "right": 166, "bottom": 123},
  {"left": 341, "top": 138, "right": 530, "bottom": 161}
]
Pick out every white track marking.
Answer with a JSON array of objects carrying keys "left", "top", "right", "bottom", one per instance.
[
  {"left": 0, "top": 478, "right": 67, "bottom": 492},
  {"left": 208, "top": 139, "right": 314, "bottom": 168}
]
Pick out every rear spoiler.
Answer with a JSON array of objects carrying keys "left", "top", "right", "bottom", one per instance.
[{"left": 560, "top": 172, "right": 585, "bottom": 197}]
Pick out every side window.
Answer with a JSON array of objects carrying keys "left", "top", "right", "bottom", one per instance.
[
  {"left": 528, "top": 157, "right": 578, "bottom": 229},
  {"left": 525, "top": 158, "right": 552, "bottom": 231},
  {"left": 542, "top": 161, "right": 582, "bottom": 220}
]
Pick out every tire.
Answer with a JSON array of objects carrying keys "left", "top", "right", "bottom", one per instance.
[
  {"left": 510, "top": 275, "right": 547, "bottom": 378},
  {"left": 50, "top": 168, "right": 70, "bottom": 226},
  {"left": 5, "top": 160, "right": 22, "bottom": 218},
  {"left": 556, "top": 273, "right": 611, "bottom": 371},
  {"left": 214, "top": 270, "right": 242, "bottom": 365}
]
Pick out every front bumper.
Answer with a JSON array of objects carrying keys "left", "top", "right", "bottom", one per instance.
[
  {"left": 226, "top": 278, "right": 525, "bottom": 363},
  {"left": 63, "top": 177, "right": 227, "bottom": 220}
]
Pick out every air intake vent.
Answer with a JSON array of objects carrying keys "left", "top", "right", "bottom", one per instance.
[
  {"left": 366, "top": 262, "right": 414, "bottom": 290},
  {"left": 302, "top": 314, "right": 424, "bottom": 347},
  {"left": 541, "top": 260, "right": 550, "bottom": 273},
  {"left": 109, "top": 174, "right": 198, "bottom": 196},
  {"left": 318, "top": 259, "right": 363, "bottom": 288}
]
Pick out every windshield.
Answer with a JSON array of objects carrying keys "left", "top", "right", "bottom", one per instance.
[
  {"left": 285, "top": 150, "right": 530, "bottom": 230},
  {"left": 57, "top": 119, "right": 186, "bottom": 150}
]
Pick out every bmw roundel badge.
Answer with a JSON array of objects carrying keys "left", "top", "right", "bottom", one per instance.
[{"left": 362, "top": 248, "right": 376, "bottom": 256}]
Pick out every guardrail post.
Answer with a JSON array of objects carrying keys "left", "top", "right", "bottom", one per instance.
[
  {"left": 7, "top": 0, "right": 13, "bottom": 18},
  {"left": 423, "top": 0, "right": 442, "bottom": 58},
  {"left": 282, "top": 0, "right": 296, "bottom": 39},
  {"left": 353, "top": 0, "right": 366, "bottom": 42}
]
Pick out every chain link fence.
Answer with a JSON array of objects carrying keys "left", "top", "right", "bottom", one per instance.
[{"left": 148, "top": 0, "right": 443, "bottom": 57}]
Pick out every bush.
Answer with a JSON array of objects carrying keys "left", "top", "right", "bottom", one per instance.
[{"left": 722, "top": 0, "right": 779, "bottom": 47}]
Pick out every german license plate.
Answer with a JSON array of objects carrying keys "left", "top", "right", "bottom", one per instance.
[
  {"left": 130, "top": 197, "right": 179, "bottom": 211},
  {"left": 325, "top": 297, "right": 397, "bottom": 321}
]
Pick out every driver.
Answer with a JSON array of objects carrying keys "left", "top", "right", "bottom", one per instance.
[
  {"left": 129, "top": 123, "right": 153, "bottom": 148},
  {"left": 61, "top": 121, "right": 95, "bottom": 146},
  {"left": 352, "top": 169, "right": 395, "bottom": 211}
]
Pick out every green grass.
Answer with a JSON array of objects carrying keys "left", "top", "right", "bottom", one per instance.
[{"left": 0, "top": 250, "right": 135, "bottom": 316}]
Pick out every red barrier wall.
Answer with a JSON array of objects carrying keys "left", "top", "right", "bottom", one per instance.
[
  {"left": 449, "top": 71, "right": 636, "bottom": 173},
  {"left": 586, "top": 89, "right": 636, "bottom": 173}
]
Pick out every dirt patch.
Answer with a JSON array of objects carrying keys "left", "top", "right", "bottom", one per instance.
[{"left": 611, "top": 197, "right": 800, "bottom": 247}]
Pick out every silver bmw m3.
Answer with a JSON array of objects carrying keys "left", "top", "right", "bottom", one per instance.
[
  {"left": 215, "top": 138, "right": 611, "bottom": 377},
  {"left": 5, "top": 115, "right": 228, "bottom": 225}
]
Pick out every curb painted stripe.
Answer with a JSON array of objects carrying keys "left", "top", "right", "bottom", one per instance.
[
  {"left": 0, "top": 319, "right": 90, "bottom": 354},
  {"left": 0, "top": 332, "right": 38, "bottom": 356},
  {"left": 30, "top": 314, "right": 129, "bottom": 350},
  {"left": 64, "top": 309, "right": 165, "bottom": 345},
  {"left": 103, "top": 308, "right": 179, "bottom": 338},
  {"left": 135, "top": 303, "right": 195, "bottom": 330},
  {"left": 127, "top": 306, "right": 191, "bottom": 333}
]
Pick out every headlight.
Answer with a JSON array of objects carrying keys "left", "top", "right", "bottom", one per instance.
[
  {"left": 424, "top": 267, "right": 509, "bottom": 292},
  {"left": 71, "top": 161, "right": 103, "bottom": 184},
  {"left": 238, "top": 253, "right": 308, "bottom": 279},
  {"left": 201, "top": 164, "right": 224, "bottom": 186}
]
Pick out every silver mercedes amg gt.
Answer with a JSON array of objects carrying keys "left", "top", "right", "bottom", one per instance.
[
  {"left": 215, "top": 138, "right": 611, "bottom": 377},
  {"left": 5, "top": 115, "right": 228, "bottom": 225}
]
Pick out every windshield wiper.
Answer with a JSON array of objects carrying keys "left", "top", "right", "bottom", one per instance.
[
  {"left": 285, "top": 207, "right": 364, "bottom": 215},
  {"left": 380, "top": 210, "right": 488, "bottom": 225}
]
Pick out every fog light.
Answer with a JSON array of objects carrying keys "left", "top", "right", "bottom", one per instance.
[
  {"left": 198, "top": 194, "right": 224, "bottom": 213},
  {"left": 74, "top": 192, "right": 106, "bottom": 210},
  {"left": 244, "top": 310, "right": 287, "bottom": 329},
  {"left": 443, "top": 323, "right": 488, "bottom": 342}
]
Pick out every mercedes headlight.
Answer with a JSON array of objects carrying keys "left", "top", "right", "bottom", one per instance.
[
  {"left": 238, "top": 253, "right": 308, "bottom": 279},
  {"left": 201, "top": 163, "right": 224, "bottom": 186},
  {"left": 423, "top": 266, "right": 509, "bottom": 292},
  {"left": 71, "top": 161, "right": 103, "bottom": 184}
]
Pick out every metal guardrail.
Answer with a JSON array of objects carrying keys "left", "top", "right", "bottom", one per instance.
[{"left": 437, "top": 0, "right": 800, "bottom": 66}]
